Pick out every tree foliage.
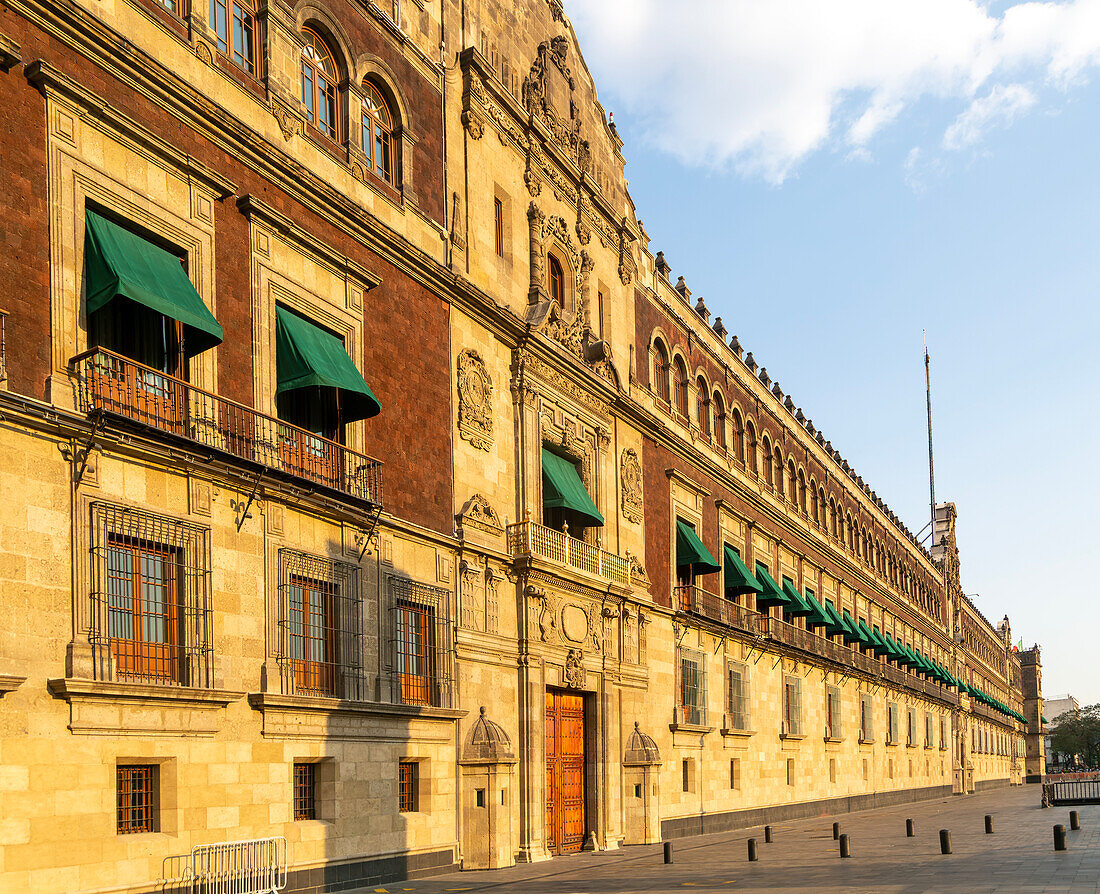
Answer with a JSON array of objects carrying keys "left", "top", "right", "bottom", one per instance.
[{"left": 1050, "top": 703, "right": 1100, "bottom": 768}]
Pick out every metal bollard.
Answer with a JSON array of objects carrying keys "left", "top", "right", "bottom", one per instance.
[
  {"left": 1054, "top": 824, "right": 1067, "bottom": 851},
  {"left": 1070, "top": 810, "right": 1080, "bottom": 831},
  {"left": 664, "top": 841, "right": 673, "bottom": 864},
  {"left": 832, "top": 821, "right": 840, "bottom": 840},
  {"left": 748, "top": 838, "right": 758, "bottom": 861},
  {"left": 764, "top": 825, "right": 773, "bottom": 843},
  {"left": 985, "top": 815, "right": 994, "bottom": 834},
  {"left": 906, "top": 818, "right": 915, "bottom": 837},
  {"left": 939, "top": 829, "right": 952, "bottom": 855},
  {"left": 839, "top": 833, "right": 850, "bottom": 858}
]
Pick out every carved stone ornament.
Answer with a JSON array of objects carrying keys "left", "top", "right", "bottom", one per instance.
[
  {"left": 564, "top": 648, "right": 585, "bottom": 689},
  {"left": 195, "top": 40, "right": 214, "bottom": 67},
  {"left": 620, "top": 448, "right": 643, "bottom": 524},
  {"left": 522, "top": 37, "right": 583, "bottom": 165},
  {"left": 461, "top": 109, "right": 483, "bottom": 140},
  {"left": 457, "top": 349, "right": 494, "bottom": 450},
  {"left": 561, "top": 604, "right": 588, "bottom": 643},
  {"left": 456, "top": 493, "right": 504, "bottom": 535},
  {"left": 626, "top": 550, "right": 650, "bottom": 587},
  {"left": 526, "top": 585, "right": 557, "bottom": 642},
  {"left": 271, "top": 98, "right": 301, "bottom": 141}
]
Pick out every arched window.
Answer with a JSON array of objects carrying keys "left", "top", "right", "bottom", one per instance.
[
  {"left": 775, "top": 447, "right": 784, "bottom": 495},
  {"left": 846, "top": 515, "right": 854, "bottom": 549},
  {"left": 810, "top": 484, "right": 818, "bottom": 523},
  {"left": 829, "top": 498, "right": 837, "bottom": 536},
  {"left": 301, "top": 28, "right": 340, "bottom": 140},
  {"left": 793, "top": 464, "right": 802, "bottom": 509},
  {"left": 674, "top": 357, "right": 689, "bottom": 417},
  {"left": 762, "top": 435, "right": 773, "bottom": 486},
  {"left": 653, "top": 339, "right": 670, "bottom": 404},
  {"left": 746, "top": 421, "right": 758, "bottom": 474},
  {"left": 548, "top": 254, "right": 565, "bottom": 307},
  {"left": 211, "top": 0, "right": 257, "bottom": 73},
  {"left": 361, "top": 81, "right": 396, "bottom": 185},
  {"left": 713, "top": 391, "right": 726, "bottom": 449},
  {"left": 696, "top": 376, "right": 710, "bottom": 436},
  {"left": 731, "top": 409, "right": 744, "bottom": 462},
  {"left": 819, "top": 488, "right": 827, "bottom": 527}
]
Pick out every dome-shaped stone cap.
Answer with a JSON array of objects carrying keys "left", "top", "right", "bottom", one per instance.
[
  {"left": 624, "top": 721, "right": 661, "bottom": 766},
  {"left": 462, "top": 707, "right": 516, "bottom": 763}
]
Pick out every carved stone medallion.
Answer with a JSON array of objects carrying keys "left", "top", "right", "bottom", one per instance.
[
  {"left": 561, "top": 604, "right": 588, "bottom": 643},
  {"left": 457, "top": 349, "right": 494, "bottom": 450},
  {"left": 620, "top": 448, "right": 643, "bottom": 524},
  {"left": 564, "top": 649, "right": 585, "bottom": 689}
]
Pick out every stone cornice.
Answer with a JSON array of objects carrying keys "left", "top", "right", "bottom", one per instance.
[
  {"left": 247, "top": 691, "right": 467, "bottom": 721},
  {"left": 0, "top": 32, "right": 21, "bottom": 70},
  {"left": 0, "top": 674, "right": 26, "bottom": 696}
]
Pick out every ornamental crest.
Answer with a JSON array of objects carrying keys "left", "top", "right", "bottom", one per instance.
[
  {"left": 620, "top": 448, "right": 643, "bottom": 524},
  {"left": 564, "top": 648, "right": 585, "bottom": 688},
  {"left": 457, "top": 349, "right": 493, "bottom": 451}
]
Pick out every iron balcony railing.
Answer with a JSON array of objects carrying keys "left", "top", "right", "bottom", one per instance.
[
  {"left": 72, "top": 349, "right": 383, "bottom": 507},
  {"left": 0, "top": 308, "right": 8, "bottom": 385},
  {"left": 506, "top": 519, "right": 630, "bottom": 587},
  {"left": 675, "top": 585, "right": 767, "bottom": 636}
]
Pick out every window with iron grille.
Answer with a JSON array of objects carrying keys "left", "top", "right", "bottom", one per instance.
[
  {"left": 277, "top": 550, "right": 364, "bottom": 699},
  {"left": 90, "top": 504, "right": 212, "bottom": 686},
  {"left": 887, "top": 702, "right": 899, "bottom": 745},
  {"left": 293, "top": 762, "right": 316, "bottom": 820},
  {"left": 725, "top": 661, "right": 750, "bottom": 730},
  {"left": 783, "top": 676, "right": 802, "bottom": 736},
  {"left": 860, "top": 694, "right": 874, "bottom": 742},
  {"left": 390, "top": 577, "right": 453, "bottom": 708},
  {"left": 826, "top": 685, "right": 841, "bottom": 739},
  {"left": 678, "top": 648, "right": 706, "bottom": 726},
  {"left": 940, "top": 717, "right": 948, "bottom": 750},
  {"left": 117, "top": 765, "right": 157, "bottom": 834},
  {"left": 925, "top": 713, "right": 935, "bottom": 748},
  {"left": 907, "top": 708, "right": 917, "bottom": 746},
  {"left": 398, "top": 761, "right": 418, "bottom": 812}
]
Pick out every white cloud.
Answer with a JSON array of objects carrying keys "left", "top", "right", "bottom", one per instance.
[
  {"left": 566, "top": 0, "right": 1100, "bottom": 182},
  {"left": 942, "top": 83, "right": 1037, "bottom": 150}
]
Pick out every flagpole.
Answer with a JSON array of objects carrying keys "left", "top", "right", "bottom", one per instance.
[{"left": 925, "top": 333, "right": 936, "bottom": 546}]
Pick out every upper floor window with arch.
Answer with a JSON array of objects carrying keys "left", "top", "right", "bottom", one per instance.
[
  {"left": 746, "top": 421, "right": 758, "bottom": 474},
  {"left": 775, "top": 448, "right": 785, "bottom": 496},
  {"left": 361, "top": 81, "right": 396, "bottom": 186},
  {"left": 798, "top": 471, "right": 806, "bottom": 513},
  {"left": 762, "top": 435, "right": 773, "bottom": 486},
  {"left": 787, "top": 460, "right": 797, "bottom": 504},
  {"left": 653, "top": 339, "right": 670, "bottom": 404},
  {"left": 696, "top": 376, "right": 710, "bottom": 436},
  {"left": 674, "top": 357, "right": 689, "bottom": 417},
  {"left": 210, "top": 0, "right": 257, "bottom": 73},
  {"left": 731, "top": 408, "right": 744, "bottom": 462},
  {"left": 301, "top": 28, "right": 340, "bottom": 141},
  {"left": 548, "top": 254, "right": 566, "bottom": 309},
  {"left": 713, "top": 391, "right": 726, "bottom": 450}
]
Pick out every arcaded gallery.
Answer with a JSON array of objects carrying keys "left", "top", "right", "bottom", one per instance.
[{"left": 0, "top": 0, "right": 1044, "bottom": 890}]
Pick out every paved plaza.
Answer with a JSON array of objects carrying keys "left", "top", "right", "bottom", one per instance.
[{"left": 367, "top": 786, "right": 1100, "bottom": 894}]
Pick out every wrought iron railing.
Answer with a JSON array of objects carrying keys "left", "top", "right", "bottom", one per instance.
[
  {"left": 0, "top": 308, "right": 8, "bottom": 385},
  {"left": 675, "top": 585, "right": 767, "bottom": 636},
  {"left": 1044, "top": 779, "right": 1100, "bottom": 806},
  {"left": 507, "top": 519, "right": 630, "bottom": 587},
  {"left": 72, "top": 349, "right": 383, "bottom": 507}
]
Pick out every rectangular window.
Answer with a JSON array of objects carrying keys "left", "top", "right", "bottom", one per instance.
[
  {"left": 888, "top": 703, "right": 899, "bottom": 745},
  {"left": 398, "top": 761, "right": 418, "bottom": 812},
  {"left": 278, "top": 551, "right": 362, "bottom": 699},
  {"left": 826, "top": 686, "right": 841, "bottom": 739},
  {"left": 860, "top": 694, "right": 874, "bottom": 742},
  {"left": 786, "top": 758, "right": 795, "bottom": 786},
  {"left": 117, "top": 765, "right": 157, "bottom": 834},
  {"left": 391, "top": 578, "right": 453, "bottom": 708},
  {"left": 907, "top": 708, "right": 917, "bottom": 746},
  {"left": 726, "top": 662, "right": 750, "bottom": 731},
  {"left": 783, "top": 676, "right": 802, "bottom": 736},
  {"left": 679, "top": 648, "right": 706, "bottom": 726},
  {"left": 494, "top": 197, "right": 504, "bottom": 257},
  {"left": 730, "top": 758, "right": 741, "bottom": 791},
  {"left": 925, "top": 713, "right": 935, "bottom": 748},
  {"left": 940, "top": 717, "right": 948, "bottom": 751},
  {"left": 293, "top": 762, "right": 316, "bottom": 820},
  {"left": 597, "top": 289, "right": 605, "bottom": 340},
  {"left": 91, "top": 504, "right": 211, "bottom": 686}
]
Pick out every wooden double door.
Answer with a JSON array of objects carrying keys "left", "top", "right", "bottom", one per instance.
[{"left": 545, "top": 689, "right": 587, "bottom": 855}]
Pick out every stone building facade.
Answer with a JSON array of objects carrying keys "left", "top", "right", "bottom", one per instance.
[{"left": 0, "top": 0, "right": 1040, "bottom": 890}]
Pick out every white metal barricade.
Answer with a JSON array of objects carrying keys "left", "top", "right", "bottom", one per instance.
[{"left": 190, "top": 837, "right": 287, "bottom": 894}]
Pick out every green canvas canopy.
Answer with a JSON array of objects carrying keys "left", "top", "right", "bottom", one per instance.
[
  {"left": 85, "top": 209, "right": 223, "bottom": 355},
  {"left": 840, "top": 610, "right": 862, "bottom": 645},
  {"left": 856, "top": 619, "right": 876, "bottom": 650},
  {"left": 781, "top": 578, "right": 813, "bottom": 617},
  {"left": 275, "top": 306, "right": 381, "bottom": 421},
  {"left": 753, "top": 564, "right": 790, "bottom": 609},
  {"left": 870, "top": 626, "right": 891, "bottom": 656},
  {"left": 675, "top": 519, "right": 719, "bottom": 573},
  {"left": 542, "top": 449, "right": 605, "bottom": 528},
  {"left": 723, "top": 546, "right": 761, "bottom": 595},
  {"left": 821, "top": 600, "right": 847, "bottom": 637},
  {"left": 802, "top": 591, "right": 832, "bottom": 631}
]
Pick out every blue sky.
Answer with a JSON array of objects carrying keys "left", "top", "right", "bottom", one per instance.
[{"left": 569, "top": 0, "right": 1100, "bottom": 706}]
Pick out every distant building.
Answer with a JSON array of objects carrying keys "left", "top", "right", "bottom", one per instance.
[{"left": 1044, "top": 696, "right": 1081, "bottom": 769}]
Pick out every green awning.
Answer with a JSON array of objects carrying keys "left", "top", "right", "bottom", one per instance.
[
  {"left": 802, "top": 591, "right": 832, "bottom": 631},
  {"left": 275, "top": 306, "right": 381, "bottom": 421},
  {"left": 754, "top": 564, "right": 790, "bottom": 609},
  {"left": 723, "top": 546, "right": 762, "bottom": 595},
  {"left": 882, "top": 632, "right": 904, "bottom": 661},
  {"left": 856, "top": 619, "right": 876, "bottom": 649},
  {"left": 821, "top": 600, "right": 847, "bottom": 637},
  {"left": 85, "top": 209, "right": 223, "bottom": 355},
  {"left": 675, "top": 519, "right": 719, "bottom": 572},
  {"left": 781, "top": 579, "right": 813, "bottom": 617},
  {"left": 542, "top": 449, "right": 605, "bottom": 528},
  {"left": 1041, "top": 715, "right": 1049, "bottom": 724},
  {"left": 840, "top": 610, "right": 862, "bottom": 645},
  {"left": 870, "top": 626, "right": 891, "bottom": 656}
]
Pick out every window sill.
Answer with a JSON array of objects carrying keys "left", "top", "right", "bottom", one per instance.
[
  {"left": 248, "top": 692, "right": 467, "bottom": 738},
  {"left": 779, "top": 733, "right": 806, "bottom": 741},
  {"left": 858, "top": 737, "right": 875, "bottom": 745},
  {"left": 669, "top": 720, "right": 714, "bottom": 735},
  {"left": 721, "top": 727, "right": 755, "bottom": 738},
  {"left": 824, "top": 736, "right": 843, "bottom": 744},
  {"left": 47, "top": 678, "right": 244, "bottom": 737}
]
